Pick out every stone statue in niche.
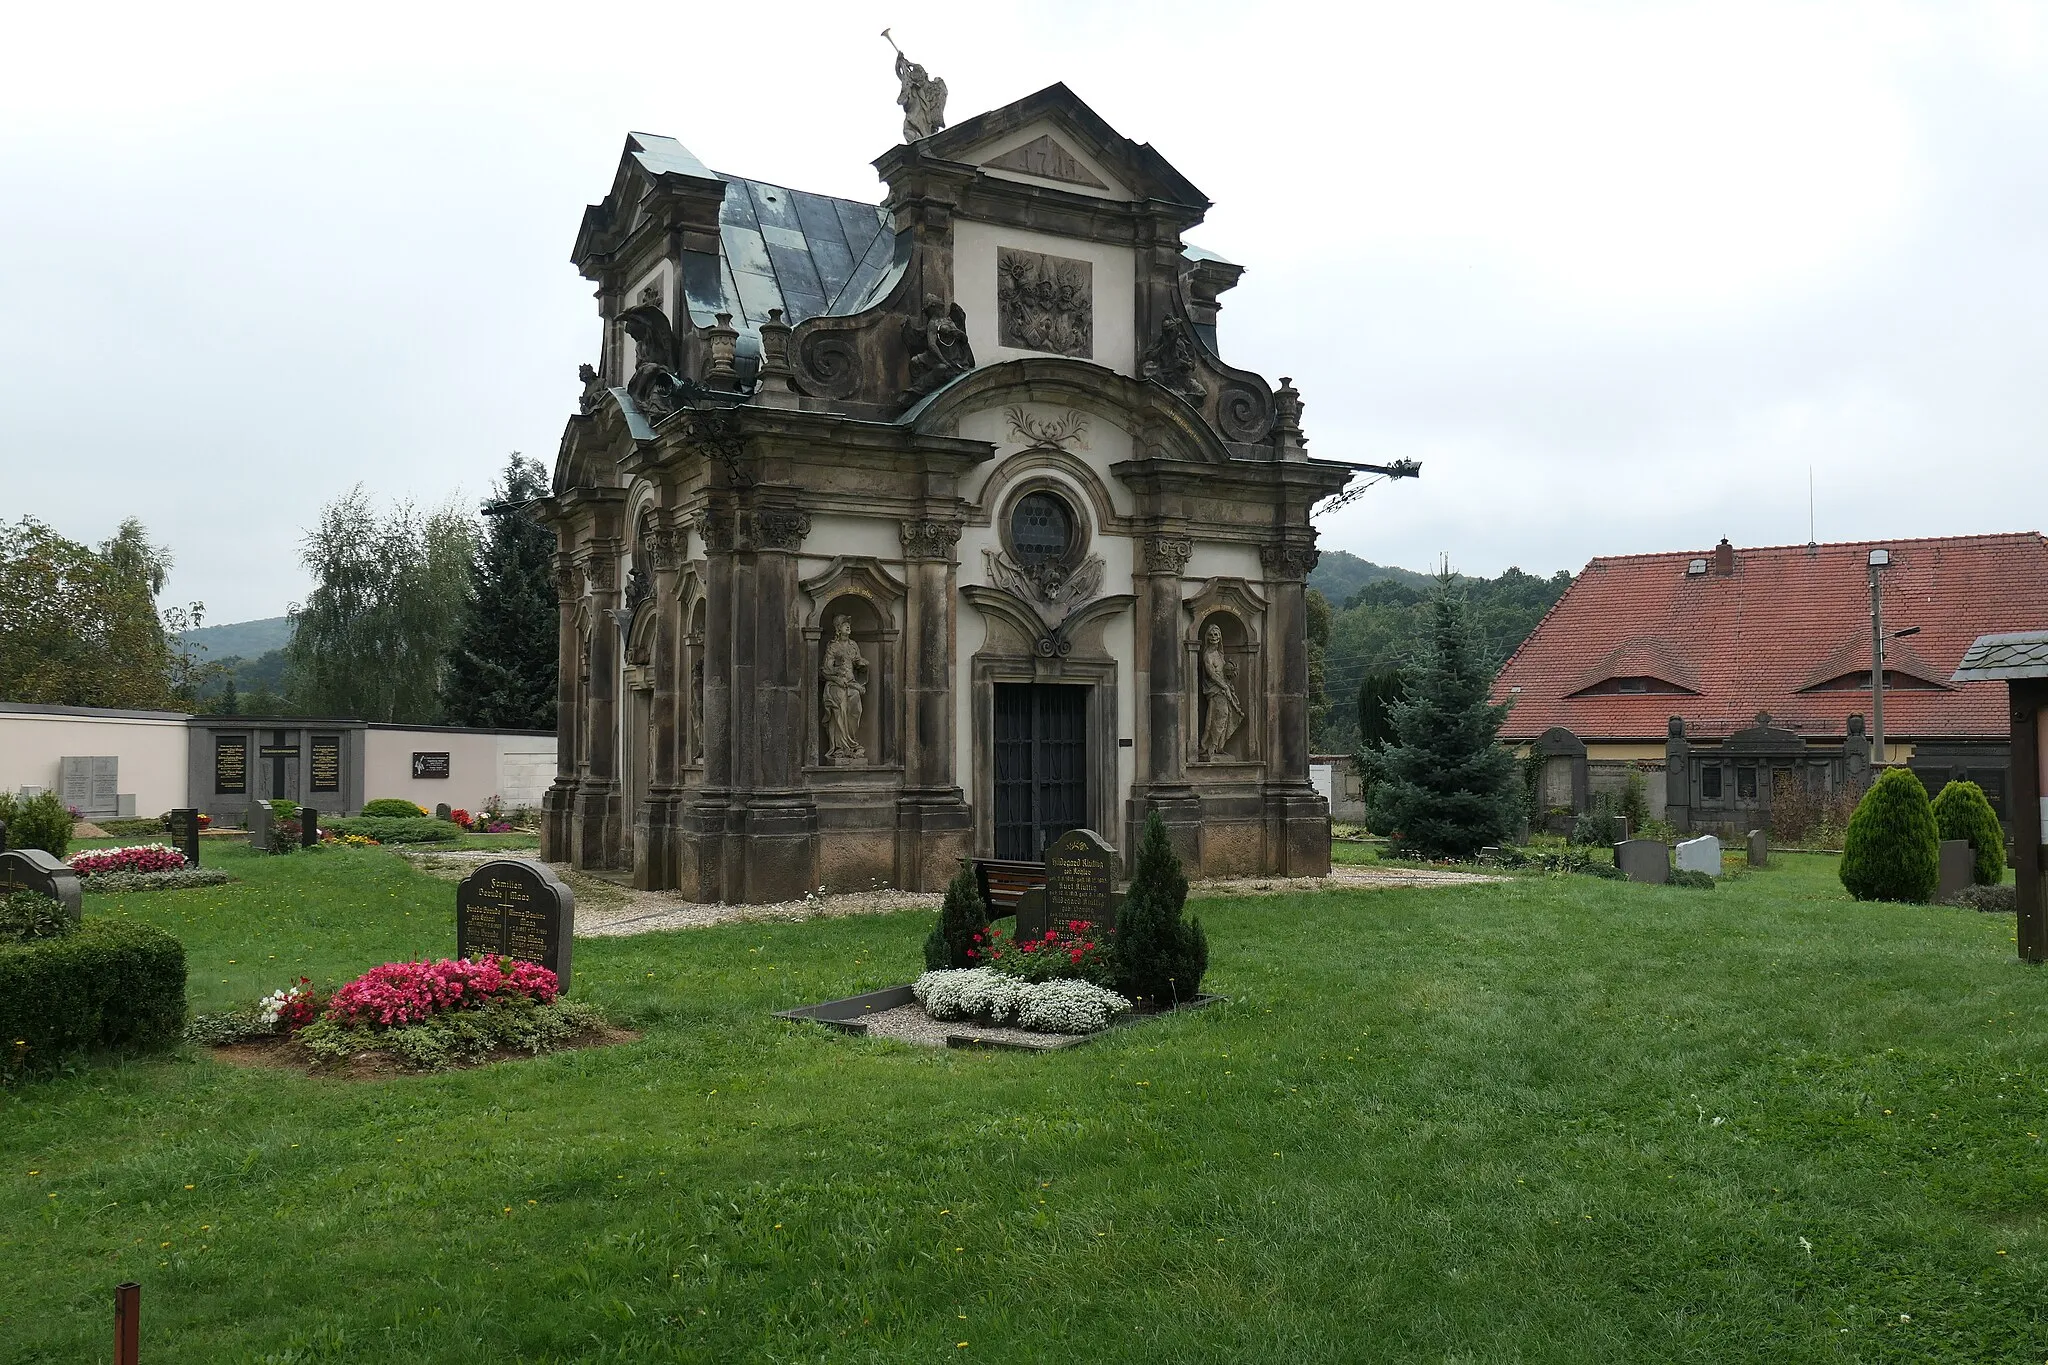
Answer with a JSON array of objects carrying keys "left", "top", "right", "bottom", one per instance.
[
  {"left": 690, "top": 659, "right": 705, "bottom": 762},
  {"left": 904, "top": 295, "right": 975, "bottom": 395},
  {"left": 820, "top": 616, "right": 870, "bottom": 764},
  {"left": 1198, "top": 622, "right": 1245, "bottom": 761},
  {"left": 997, "top": 248, "right": 1093, "bottom": 358},
  {"left": 883, "top": 30, "right": 947, "bottom": 141}
]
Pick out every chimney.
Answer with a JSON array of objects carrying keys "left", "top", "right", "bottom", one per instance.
[{"left": 1714, "top": 538, "right": 1735, "bottom": 576}]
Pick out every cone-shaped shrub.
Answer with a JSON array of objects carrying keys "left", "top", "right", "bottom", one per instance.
[
  {"left": 1839, "top": 768, "right": 1940, "bottom": 903},
  {"left": 1111, "top": 812, "right": 1208, "bottom": 1006},
  {"left": 924, "top": 864, "right": 989, "bottom": 970},
  {"left": 1930, "top": 779, "right": 2006, "bottom": 887}
]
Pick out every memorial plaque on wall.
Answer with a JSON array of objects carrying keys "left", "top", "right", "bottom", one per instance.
[
  {"left": 1043, "top": 828, "right": 1119, "bottom": 931},
  {"left": 412, "top": 752, "right": 451, "bottom": 780},
  {"left": 456, "top": 859, "right": 575, "bottom": 991},
  {"left": 214, "top": 737, "right": 248, "bottom": 794},
  {"left": 309, "top": 736, "right": 341, "bottom": 794},
  {"left": 60, "top": 758, "right": 91, "bottom": 812}
]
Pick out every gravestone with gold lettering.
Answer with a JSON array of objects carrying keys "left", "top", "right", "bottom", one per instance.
[
  {"left": 1041, "top": 829, "right": 1120, "bottom": 936},
  {"left": 456, "top": 859, "right": 575, "bottom": 991}
]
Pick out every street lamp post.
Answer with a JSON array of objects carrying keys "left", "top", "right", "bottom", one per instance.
[{"left": 1869, "top": 549, "right": 1889, "bottom": 763}]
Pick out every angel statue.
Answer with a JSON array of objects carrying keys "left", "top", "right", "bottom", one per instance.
[
  {"left": 883, "top": 30, "right": 947, "bottom": 141},
  {"left": 1198, "top": 621, "right": 1245, "bottom": 761},
  {"left": 820, "top": 616, "right": 869, "bottom": 764},
  {"left": 905, "top": 293, "right": 974, "bottom": 394}
]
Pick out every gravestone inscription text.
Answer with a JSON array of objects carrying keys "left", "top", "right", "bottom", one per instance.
[
  {"left": 456, "top": 859, "right": 575, "bottom": 991},
  {"left": 1043, "top": 828, "right": 1119, "bottom": 932},
  {"left": 214, "top": 738, "right": 247, "bottom": 794}
]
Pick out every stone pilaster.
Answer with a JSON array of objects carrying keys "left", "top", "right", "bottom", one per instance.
[
  {"left": 733, "top": 504, "right": 818, "bottom": 901},
  {"left": 681, "top": 504, "right": 736, "bottom": 902},
  {"left": 540, "top": 553, "right": 582, "bottom": 863},
  {"left": 574, "top": 542, "right": 625, "bottom": 869},
  {"left": 633, "top": 514, "right": 686, "bottom": 890},
  {"left": 1259, "top": 533, "right": 1328, "bottom": 875},
  {"left": 896, "top": 517, "right": 973, "bottom": 890},
  {"left": 1128, "top": 533, "right": 1202, "bottom": 868}
]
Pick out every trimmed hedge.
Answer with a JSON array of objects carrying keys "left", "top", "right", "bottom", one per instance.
[
  {"left": 1930, "top": 779, "right": 2006, "bottom": 886},
  {"left": 1840, "top": 768, "right": 1940, "bottom": 903},
  {"left": 1, "top": 919, "right": 187, "bottom": 1079},
  {"left": 81, "top": 868, "right": 236, "bottom": 894},
  {"left": 324, "top": 816, "right": 462, "bottom": 844},
  {"left": 361, "top": 798, "right": 431, "bottom": 819}
]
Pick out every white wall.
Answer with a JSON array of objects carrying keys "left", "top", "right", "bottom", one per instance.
[
  {"left": 0, "top": 707, "right": 190, "bottom": 816},
  {"left": 953, "top": 220, "right": 1136, "bottom": 378},
  {"left": 362, "top": 728, "right": 557, "bottom": 814}
]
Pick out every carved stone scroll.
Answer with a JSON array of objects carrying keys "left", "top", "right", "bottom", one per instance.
[{"left": 1139, "top": 536, "right": 1194, "bottom": 576}]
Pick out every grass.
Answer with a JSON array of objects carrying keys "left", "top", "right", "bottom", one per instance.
[{"left": 5, "top": 847, "right": 2047, "bottom": 1361}]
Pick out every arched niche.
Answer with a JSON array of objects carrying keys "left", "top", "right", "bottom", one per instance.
[
  {"left": 683, "top": 588, "right": 707, "bottom": 768},
  {"left": 800, "top": 558, "right": 904, "bottom": 770},
  {"left": 1183, "top": 578, "right": 1266, "bottom": 767}
]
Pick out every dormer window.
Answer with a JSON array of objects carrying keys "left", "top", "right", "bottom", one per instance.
[
  {"left": 1568, "top": 674, "right": 1694, "bottom": 697},
  {"left": 1617, "top": 677, "right": 1649, "bottom": 693}
]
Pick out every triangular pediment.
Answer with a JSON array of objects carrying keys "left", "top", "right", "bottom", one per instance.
[{"left": 981, "top": 134, "right": 1109, "bottom": 191}]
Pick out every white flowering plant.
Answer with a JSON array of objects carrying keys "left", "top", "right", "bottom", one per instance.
[{"left": 913, "top": 968, "right": 1131, "bottom": 1035}]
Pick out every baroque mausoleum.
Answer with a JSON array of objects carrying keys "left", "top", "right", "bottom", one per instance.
[{"left": 540, "top": 75, "right": 1357, "bottom": 901}]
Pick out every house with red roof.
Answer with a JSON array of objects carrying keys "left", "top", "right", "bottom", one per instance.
[{"left": 1492, "top": 533, "right": 2048, "bottom": 835}]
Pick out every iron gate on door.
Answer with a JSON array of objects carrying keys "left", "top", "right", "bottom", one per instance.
[{"left": 993, "top": 683, "right": 1089, "bottom": 859}]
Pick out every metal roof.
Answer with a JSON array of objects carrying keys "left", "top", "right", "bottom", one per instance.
[{"left": 1951, "top": 630, "right": 2048, "bottom": 681}]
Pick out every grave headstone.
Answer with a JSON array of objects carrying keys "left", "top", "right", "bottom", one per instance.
[
  {"left": 456, "top": 859, "right": 576, "bottom": 991},
  {"left": 247, "top": 801, "right": 272, "bottom": 853},
  {"left": 1043, "top": 828, "right": 1119, "bottom": 933},
  {"left": 300, "top": 807, "right": 319, "bottom": 848},
  {"left": 1676, "top": 834, "right": 1722, "bottom": 877},
  {"left": 0, "top": 848, "right": 83, "bottom": 925},
  {"left": 1013, "top": 887, "right": 1049, "bottom": 943},
  {"left": 59, "top": 756, "right": 120, "bottom": 819},
  {"left": 1746, "top": 829, "right": 1768, "bottom": 869},
  {"left": 1937, "top": 839, "right": 1973, "bottom": 902},
  {"left": 1613, "top": 838, "right": 1670, "bottom": 884},
  {"left": 435, "top": 803, "right": 453, "bottom": 822},
  {"left": 170, "top": 808, "right": 201, "bottom": 866}
]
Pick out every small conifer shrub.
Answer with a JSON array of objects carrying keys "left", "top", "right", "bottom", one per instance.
[
  {"left": 924, "top": 864, "right": 989, "bottom": 971},
  {"left": 1929, "top": 779, "right": 2006, "bottom": 886},
  {"left": 1839, "top": 768, "right": 1940, "bottom": 903},
  {"left": 1112, "top": 812, "right": 1208, "bottom": 1006}
]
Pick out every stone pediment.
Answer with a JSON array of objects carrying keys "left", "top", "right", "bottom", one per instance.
[{"left": 980, "top": 134, "right": 1109, "bottom": 191}]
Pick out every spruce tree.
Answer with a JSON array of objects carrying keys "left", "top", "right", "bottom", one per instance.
[
  {"left": 1840, "top": 767, "right": 1940, "bottom": 903},
  {"left": 924, "top": 864, "right": 990, "bottom": 970},
  {"left": 1930, "top": 779, "right": 2006, "bottom": 887},
  {"left": 440, "top": 454, "right": 559, "bottom": 730},
  {"left": 1111, "top": 812, "right": 1208, "bottom": 1006},
  {"left": 1365, "top": 583, "right": 1519, "bottom": 858}
]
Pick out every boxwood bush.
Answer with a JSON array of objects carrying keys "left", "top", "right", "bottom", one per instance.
[
  {"left": 1840, "top": 768, "right": 1940, "bottom": 903},
  {"left": 1930, "top": 779, "right": 2006, "bottom": 886},
  {"left": 324, "top": 816, "right": 462, "bottom": 844},
  {"left": 361, "top": 798, "right": 431, "bottom": 818},
  {"left": 1, "top": 917, "right": 187, "bottom": 1080}
]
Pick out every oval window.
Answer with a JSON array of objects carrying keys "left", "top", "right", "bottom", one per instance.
[{"left": 1010, "top": 492, "right": 1072, "bottom": 567}]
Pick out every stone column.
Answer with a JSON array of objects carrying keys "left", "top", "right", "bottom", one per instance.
[
  {"left": 574, "top": 544, "right": 623, "bottom": 869},
  {"left": 896, "top": 518, "right": 974, "bottom": 889},
  {"left": 1129, "top": 533, "right": 1202, "bottom": 869},
  {"left": 541, "top": 553, "right": 582, "bottom": 863},
  {"left": 1259, "top": 535, "right": 1328, "bottom": 875},
  {"left": 736, "top": 505, "right": 818, "bottom": 901},
  {"left": 682, "top": 504, "right": 736, "bottom": 901},
  {"left": 633, "top": 515, "right": 686, "bottom": 890}
]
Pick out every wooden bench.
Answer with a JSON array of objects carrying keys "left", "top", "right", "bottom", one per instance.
[{"left": 970, "top": 857, "right": 1046, "bottom": 919}]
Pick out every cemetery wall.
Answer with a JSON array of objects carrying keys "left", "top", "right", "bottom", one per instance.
[
  {"left": 0, "top": 703, "right": 190, "bottom": 816},
  {"left": 362, "top": 725, "right": 556, "bottom": 813}
]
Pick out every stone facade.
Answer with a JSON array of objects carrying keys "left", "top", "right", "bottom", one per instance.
[{"left": 540, "top": 84, "right": 1349, "bottom": 900}]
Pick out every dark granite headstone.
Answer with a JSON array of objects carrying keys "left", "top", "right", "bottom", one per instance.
[
  {"left": 1937, "top": 839, "right": 1973, "bottom": 902},
  {"left": 170, "top": 808, "right": 201, "bottom": 866},
  {"left": 1614, "top": 838, "right": 1670, "bottom": 884},
  {"left": 1013, "top": 887, "right": 1048, "bottom": 943},
  {"left": 1043, "top": 829, "right": 1118, "bottom": 933},
  {"left": 0, "top": 848, "right": 83, "bottom": 925},
  {"left": 300, "top": 807, "right": 319, "bottom": 848},
  {"left": 434, "top": 803, "right": 452, "bottom": 821},
  {"left": 247, "top": 801, "right": 272, "bottom": 852},
  {"left": 456, "top": 859, "right": 575, "bottom": 991},
  {"left": 1746, "top": 829, "right": 1768, "bottom": 868}
]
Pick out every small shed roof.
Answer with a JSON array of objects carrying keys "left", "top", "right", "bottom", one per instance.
[{"left": 1951, "top": 630, "right": 2048, "bottom": 681}]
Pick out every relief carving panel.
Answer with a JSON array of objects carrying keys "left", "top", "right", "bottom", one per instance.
[{"left": 997, "top": 248, "right": 1092, "bottom": 359}]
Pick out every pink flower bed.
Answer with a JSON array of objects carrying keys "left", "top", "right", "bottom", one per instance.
[
  {"left": 67, "top": 843, "right": 187, "bottom": 875},
  {"left": 324, "top": 956, "right": 560, "bottom": 1029}
]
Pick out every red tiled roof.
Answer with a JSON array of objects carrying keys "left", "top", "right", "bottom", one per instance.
[{"left": 1493, "top": 533, "right": 2048, "bottom": 741}]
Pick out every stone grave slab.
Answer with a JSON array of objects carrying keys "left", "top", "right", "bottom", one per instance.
[
  {"left": 456, "top": 859, "right": 575, "bottom": 991},
  {"left": 247, "top": 801, "right": 272, "bottom": 852},
  {"left": 300, "top": 807, "right": 319, "bottom": 848},
  {"left": 1613, "top": 838, "right": 1670, "bottom": 884},
  {"left": 1937, "top": 839, "right": 1974, "bottom": 902},
  {"left": 0, "top": 848, "right": 83, "bottom": 925},
  {"left": 170, "top": 808, "right": 202, "bottom": 866},
  {"left": 1043, "top": 829, "right": 1119, "bottom": 934},
  {"left": 1676, "top": 834, "right": 1722, "bottom": 877},
  {"left": 1746, "top": 829, "right": 1768, "bottom": 868},
  {"left": 435, "top": 803, "right": 453, "bottom": 821}
]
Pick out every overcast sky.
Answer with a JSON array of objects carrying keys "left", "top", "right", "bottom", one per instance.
[{"left": 5, "top": 1, "right": 2045, "bottom": 623}]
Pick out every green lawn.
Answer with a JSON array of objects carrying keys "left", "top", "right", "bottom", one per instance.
[{"left": 6, "top": 846, "right": 2046, "bottom": 1362}]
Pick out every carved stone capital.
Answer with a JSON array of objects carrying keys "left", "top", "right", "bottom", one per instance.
[
  {"left": 644, "top": 526, "right": 685, "bottom": 573},
  {"left": 899, "top": 518, "right": 963, "bottom": 562},
  {"left": 583, "top": 554, "right": 618, "bottom": 593},
  {"left": 1259, "top": 540, "right": 1320, "bottom": 581},
  {"left": 1139, "top": 535, "right": 1194, "bottom": 576},
  {"left": 748, "top": 508, "right": 810, "bottom": 553},
  {"left": 696, "top": 507, "right": 736, "bottom": 555},
  {"left": 553, "top": 557, "right": 582, "bottom": 600}
]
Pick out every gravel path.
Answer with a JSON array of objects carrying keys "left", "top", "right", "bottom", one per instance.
[
  {"left": 855, "top": 1002, "right": 1085, "bottom": 1050},
  {"left": 393, "top": 848, "right": 1499, "bottom": 938}
]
